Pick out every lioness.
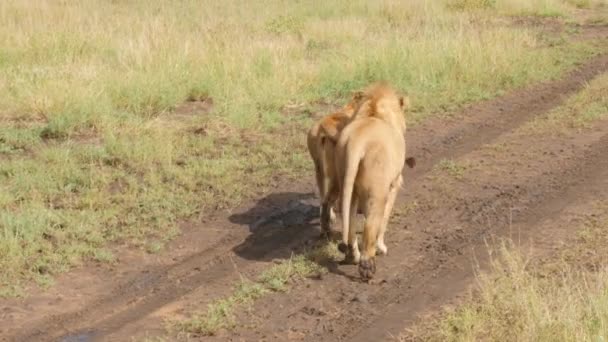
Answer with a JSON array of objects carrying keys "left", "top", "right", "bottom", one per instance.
[
  {"left": 335, "top": 81, "right": 411, "bottom": 280},
  {"left": 307, "top": 92, "right": 364, "bottom": 237}
]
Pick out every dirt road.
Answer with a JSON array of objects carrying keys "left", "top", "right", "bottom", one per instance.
[{"left": 2, "top": 27, "right": 608, "bottom": 342}]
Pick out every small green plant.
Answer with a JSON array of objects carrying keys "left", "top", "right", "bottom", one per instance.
[
  {"left": 307, "top": 241, "right": 343, "bottom": 264},
  {"left": 0, "top": 284, "right": 24, "bottom": 298},
  {"left": 93, "top": 249, "right": 116, "bottom": 263},
  {"left": 435, "top": 159, "right": 468, "bottom": 179},
  {"left": 176, "top": 279, "right": 268, "bottom": 336},
  {"left": 0, "top": 128, "right": 41, "bottom": 154},
  {"left": 34, "top": 273, "right": 55, "bottom": 290},
  {"left": 146, "top": 241, "right": 163, "bottom": 254},
  {"left": 393, "top": 201, "right": 420, "bottom": 218},
  {"left": 259, "top": 254, "right": 324, "bottom": 292}
]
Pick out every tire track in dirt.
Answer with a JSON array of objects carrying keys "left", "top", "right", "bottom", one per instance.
[
  {"left": 378, "top": 183, "right": 608, "bottom": 342},
  {"left": 7, "top": 205, "right": 320, "bottom": 342},
  {"left": 405, "top": 52, "right": 608, "bottom": 180},
  {"left": 229, "top": 119, "right": 608, "bottom": 342},
  {"left": 4, "top": 52, "right": 608, "bottom": 342},
  {"left": 346, "top": 126, "right": 608, "bottom": 342}
]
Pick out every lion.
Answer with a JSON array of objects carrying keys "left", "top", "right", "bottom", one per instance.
[
  {"left": 335, "top": 81, "right": 412, "bottom": 280},
  {"left": 307, "top": 92, "right": 365, "bottom": 237}
]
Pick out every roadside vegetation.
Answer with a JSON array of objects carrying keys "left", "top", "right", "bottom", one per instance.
[
  {"left": 0, "top": 0, "right": 606, "bottom": 296},
  {"left": 403, "top": 71, "right": 608, "bottom": 341},
  {"left": 526, "top": 72, "right": 608, "bottom": 133},
  {"left": 414, "top": 208, "right": 608, "bottom": 342}
]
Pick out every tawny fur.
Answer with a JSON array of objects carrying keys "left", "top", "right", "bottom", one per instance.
[
  {"left": 335, "top": 81, "right": 410, "bottom": 280},
  {"left": 307, "top": 93, "right": 364, "bottom": 236}
]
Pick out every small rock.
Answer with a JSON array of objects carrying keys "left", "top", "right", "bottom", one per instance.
[
  {"left": 301, "top": 306, "right": 326, "bottom": 316},
  {"left": 352, "top": 293, "right": 369, "bottom": 304}
]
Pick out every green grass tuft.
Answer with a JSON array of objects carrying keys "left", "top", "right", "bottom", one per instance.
[
  {"left": 435, "top": 159, "right": 469, "bottom": 179},
  {"left": 176, "top": 253, "right": 323, "bottom": 336}
]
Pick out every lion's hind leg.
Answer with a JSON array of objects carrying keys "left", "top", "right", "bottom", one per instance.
[
  {"left": 359, "top": 194, "right": 387, "bottom": 280},
  {"left": 376, "top": 175, "right": 401, "bottom": 256}
]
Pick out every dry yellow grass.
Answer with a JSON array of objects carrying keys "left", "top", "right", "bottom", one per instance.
[
  {"left": 0, "top": 0, "right": 602, "bottom": 127},
  {"left": 404, "top": 208, "right": 608, "bottom": 340}
]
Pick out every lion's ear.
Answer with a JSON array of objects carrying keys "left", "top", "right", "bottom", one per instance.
[{"left": 399, "top": 95, "right": 410, "bottom": 110}]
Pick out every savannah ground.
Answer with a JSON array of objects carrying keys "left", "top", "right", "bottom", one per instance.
[{"left": 0, "top": 0, "right": 608, "bottom": 341}]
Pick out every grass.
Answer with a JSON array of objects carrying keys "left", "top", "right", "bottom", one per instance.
[
  {"left": 0, "top": 0, "right": 607, "bottom": 295},
  {"left": 175, "top": 252, "right": 328, "bottom": 336},
  {"left": 526, "top": 72, "right": 608, "bottom": 133},
  {"left": 407, "top": 204, "right": 608, "bottom": 342},
  {"left": 393, "top": 201, "right": 421, "bottom": 219},
  {"left": 176, "top": 280, "right": 269, "bottom": 336},
  {"left": 434, "top": 159, "right": 471, "bottom": 179},
  {"left": 558, "top": 202, "right": 608, "bottom": 272}
]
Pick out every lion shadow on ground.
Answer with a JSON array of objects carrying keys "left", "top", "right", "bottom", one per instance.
[
  {"left": 229, "top": 191, "right": 364, "bottom": 280},
  {"left": 229, "top": 191, "right": 323, "bottom": 261}
]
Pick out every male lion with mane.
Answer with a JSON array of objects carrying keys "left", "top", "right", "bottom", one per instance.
[
  {"left": 336, "top": 81, "right": 412, "bottom": 280},
  {"left": 307, "top": 92, "right": 365, "bottom": 237}
]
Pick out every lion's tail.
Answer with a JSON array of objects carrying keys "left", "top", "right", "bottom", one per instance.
[
  {"left": 319, "top": 136, "right": 331, "bottom": 201},
  {"left": 340, "top": 143, "right": 361, "bottom": 251}
]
